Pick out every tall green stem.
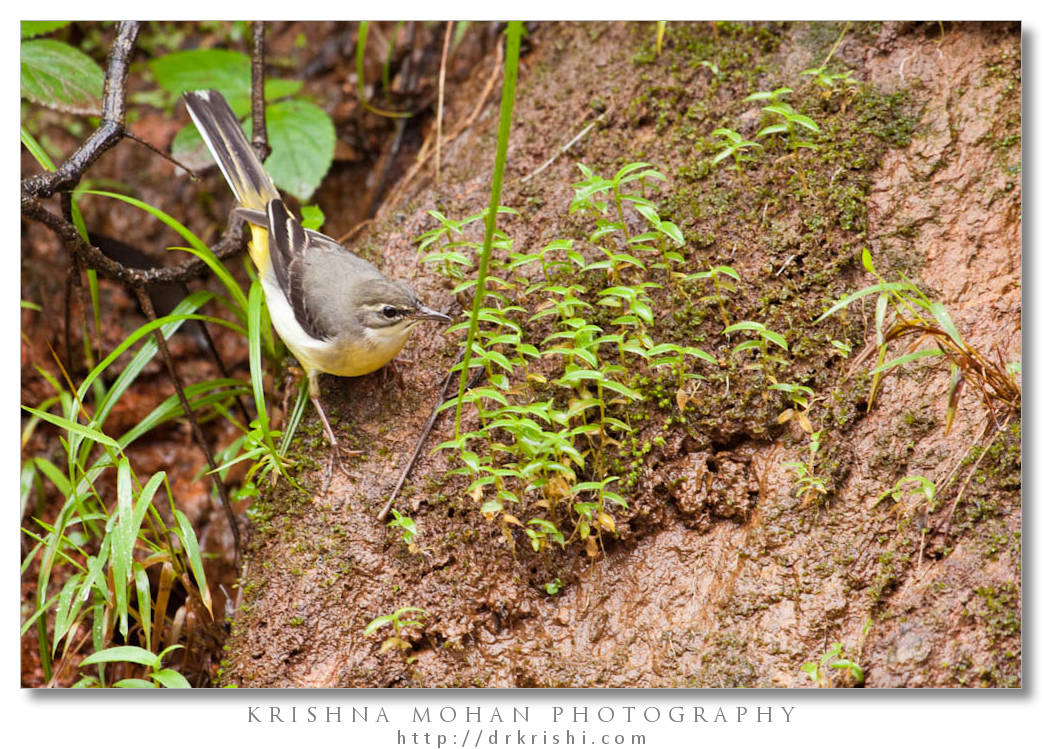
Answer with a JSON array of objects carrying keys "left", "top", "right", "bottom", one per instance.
[{"left": 455, "top": 21, "right": 522, "bottom": 435}]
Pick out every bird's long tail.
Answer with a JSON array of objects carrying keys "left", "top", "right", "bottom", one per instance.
[{"left": 184, "top": 89, "right": 280, "bottom": 271}]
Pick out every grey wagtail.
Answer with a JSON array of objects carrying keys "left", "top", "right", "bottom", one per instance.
[{"left": 184, "top": 89, "right": 451, "bottom": 454}]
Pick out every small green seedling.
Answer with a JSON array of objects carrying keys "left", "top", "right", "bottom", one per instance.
[
  {"left": 724, "top": 320, "right": 789, "bottom": 370},
  {"left": 756, "top": 101, "right": 820, "bottom": 151},
  {"left": 387, "top": 509, "right": 418, "bottom": 547},
  {"left": 873, "top": 475, "right": 937, "bottom": 520},
  {"left": 525, "top": 517, "right": 565, "bottom": 552},
  {"left": 710, "top": 128, "right": 762, "bottom": 173},
  {"left": 783, "top": 429, "right": 828, "bottom": 507},
  {"left": 801, "top": 642, "right": 865, "bottom": 688},
  {"left": 364, "top": 606, "right": 428, "bottom": 657},
  {"left": 771, "top": 382, "right": 815, "bottom": 433},
  {"left": 683, "top": 264, "right": 740, "bottom": 326},
  {"left": 800, "top": 66, "right": 859, "bottom": 104}
]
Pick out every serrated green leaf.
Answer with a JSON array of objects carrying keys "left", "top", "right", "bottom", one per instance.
[
  {"left": 21, "top": 39, "right": 103, "bottom": 114},
  {"left": 259, "top": 99, "right": 335, "bottom": 201},
  {"left": 21, "top": 21, "right": 71, "bottom": 39}
]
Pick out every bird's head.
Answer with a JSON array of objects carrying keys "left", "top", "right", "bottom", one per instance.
[{"left": 354, "top": 278, "right": 451, "bottom": 346}]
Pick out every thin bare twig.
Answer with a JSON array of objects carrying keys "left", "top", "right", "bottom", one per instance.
[
  {"left": 377, "top": 349, "right": 480, "bottom": 521},
  {"left": 520, "top": 109, "right": 608, "bottom": 184},
  {"left": 435, "top": 21, "right": 453, "bottom": 182}
]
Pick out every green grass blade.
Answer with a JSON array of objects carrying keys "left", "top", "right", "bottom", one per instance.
[
  {"left": 133, "top": 563, "right": 153, "bottom": 652},
  {"left": 455, "top": 21, "right": 522, "bottom": 434},
  {"left": 929, "top": 301, "right": 966, "bottom": 348},
  {"left": 80, "top": 189, "right": 249, "bottom": 317},
  {"left": 21, "top": 126, "right": 56, "bottom": 171},
  {"left": 815, "top": 281, "right": 916, "bottom": 323},
  {"left": 173, "top": 509, "right": 212, "bottom": 617},
  {"left": 112, "top": 458, "right": 134, "bottom": 639},
  {"left": 21, "top": 406, "right": 120, "bottom": 450},
  {"left": 869, "top": 347, "right": 944, "bottom": 376}
]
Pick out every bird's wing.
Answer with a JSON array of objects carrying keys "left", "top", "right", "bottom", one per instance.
[
  {"left": 259, "top": 200, "right": 385, "bottom": 342},
  {"left": 265, "top": 199, "right": 336, "bottom": 341}
]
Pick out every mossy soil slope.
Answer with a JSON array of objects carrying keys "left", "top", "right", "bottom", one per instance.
[{"left": 223, "top": 22, "right": 1021, "bottom": 687}]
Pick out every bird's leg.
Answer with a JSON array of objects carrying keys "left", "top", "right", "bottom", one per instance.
[
  {"left": 308, "top": 370, "right": 339, "bottom": 448},
  {"left": 308, "top": 372, "right": 361, "bottom": 488},
  {"left": 381, "top": 357, "right": 414, "bottom": 386}
]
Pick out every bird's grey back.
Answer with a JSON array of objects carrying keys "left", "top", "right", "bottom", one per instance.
[{"left": 299, "top": 238, "right": 387, "bottom": 338}]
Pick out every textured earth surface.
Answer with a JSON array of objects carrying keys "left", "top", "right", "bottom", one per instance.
[{"left": 218, "top": 22, "right": 1020, "bottom": 688}]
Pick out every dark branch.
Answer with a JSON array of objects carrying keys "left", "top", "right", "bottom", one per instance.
[
  {"left": 250, "top": 21, "right": 271, "bottom": 161},
  {"left": 22, "top": 193, "right": 248, "bottom": 285}
]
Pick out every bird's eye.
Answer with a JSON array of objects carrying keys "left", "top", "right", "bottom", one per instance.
[{"left": 381, "top": 306, "right": 398, "bottom": 319}]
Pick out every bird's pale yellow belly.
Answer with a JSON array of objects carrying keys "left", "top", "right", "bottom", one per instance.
[{"left": 301, "top": 331, "right": 412, "bottom": 378}]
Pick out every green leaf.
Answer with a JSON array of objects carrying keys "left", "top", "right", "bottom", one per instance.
[
  {"left": 21, "top": 39, "right": 104, "bottom": 114},
  {"left": 21, "top": 21, "right": 71, "bottom": 39},
  {"left": 112, "top": 459, "right": 134, "bottom": 638},
  {"left": 869, "top": 347, "right": 944, "bottom": 376},
  {"left": 21, "top": 406, "right": 119, "bottom": 450},
  {"left": 259, "top": 99, "right": 335, "bottom": 201},
  {"left": 600, "top": 379, "right": 644, "bottom": 401},
  {"left": 723, "top": 321, "right": 764, "bottom": 335},
  {"left": 861, "top": 247, "right": 875, "bottom": 274},
  {"left": 300, "top": 204, "right": 326, "bottom": 231},
  {"left": 150, "top": 49, "right": 300, "bottom": 115},
  {"left": 790, "top": 113, "right": 820, "bottom": 132},
  {"left": 756, "top": 123, "right": 788, "bottom": 138},
  {"left": 658, "top": 221, "right": 684, "bottom": 246},
  {"left": 762, "top": 330, "right": 789, "bottom": 351},
  {"left": 814, "top": 282, "right": 918, "bottom": 323},
  {"left": 173, "top": 509, "right": 212, "bottom": 617},
  {"left": 113, "top": 678, "right": 158, "bottom": 688},
  {"left": 80, "top": 645, "right": 161, "bottom": 669},
  {"left": 151, "top": 668, "right": 192, "bottom": 688},
  {"left": 364, "top": 615, "right": 395, "bottom": 636},
  {"left": 929, "top": 302, "right": 966, "bottom": 347}
]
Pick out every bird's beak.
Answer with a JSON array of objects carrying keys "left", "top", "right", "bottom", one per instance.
[{"left": 414, "top": 304, "right": 452, "bottom": 323}]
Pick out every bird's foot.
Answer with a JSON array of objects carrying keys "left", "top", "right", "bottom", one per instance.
[{"left": 320, "top": 439, "right": 363, "bottom": 493}]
